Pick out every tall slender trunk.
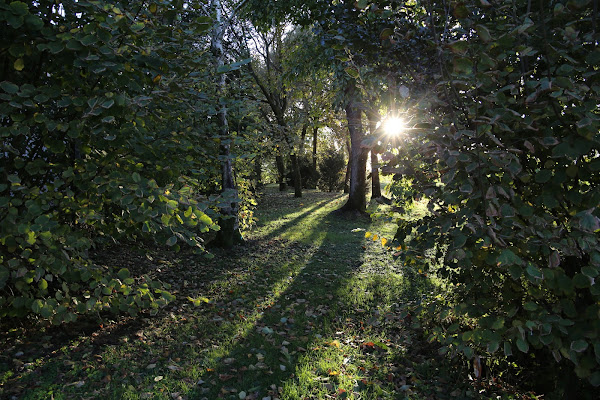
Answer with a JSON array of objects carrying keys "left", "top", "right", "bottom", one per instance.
[
  {"left": 312, "top": 126, "right": 318, "bottom": 175},
  {"left": 367, "top": 110, "right": 381, "bottom": 200},
  {"left": 290, "top": 154, "right": 302, "bottom": 197},
  {"left": 290, "top": 123, "right": 307, "bottom": 197},
  {"left": 341, "top": 82, "right": 369, "bottom": 213},
  {"left": 276, "top": 154, "right": 286, "bottom": 191},
  {"left": 211, "top": 0, "right": 242, "bottom": 247}
]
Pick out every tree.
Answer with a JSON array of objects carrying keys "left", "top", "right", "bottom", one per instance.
[
  {"left": 0, "top": 0, "right": 221, "bottom": 321},
  {"left": 366, "top": 108, "right": 382, "bottom": 200},
  {"left": 385, "top": 0, "right": 600, "bottom": 393},
  {"left": 210, "top": 0, "right": 244, "bottom": 248},
  {"left": 339, "top": 80, "right": 370, "bottom": 212}
]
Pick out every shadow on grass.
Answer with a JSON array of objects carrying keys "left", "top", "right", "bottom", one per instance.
[
  {"left": 187, "top": 202, "right": 373, "bottom": 399},
  {"left": 3, "top": 189, "right": 438, "bottom": 400}
]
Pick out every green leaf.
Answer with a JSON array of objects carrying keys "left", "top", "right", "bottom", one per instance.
[
  {"left": 7, "top": 174, "right": 21, "bottom": 183},
  {"left": 487, "top": 340, "right": 500, "bottom": 353},
  {"left": 132, "top": 172, "right": 141, "bottom": 183},
  {"left": 25, "top": 14, "right": 43, "bottom": 30},
  {"left": 166, "top": 236, "right": 177, "bottom": 246},
  {"left": 526, "top": 264, "right": 543, "bottom": 280},
  {"left": 497, "top": 249, "right": 522, "bottom": 266},
  {"left": 475, "top": 25, "right": 492, "bottom": 42},
  {"left": 575, "top": 209, "right": 600, "bottom": 232},
  {"left": 32, "top": 299, "right": 43, "bottom": 313},
  {"left": 130, "top": 22, "right": 145, "bottom": 32},
  {"left": 516, "top": 338, "right": 529, "bottom": 353},
  {"left": 1, "top": 81, "right": 19, "bottom": 94},
  {"left": 40, "top": 304, "right": 53, "bottom": 318},
  {"left": 10, "top": 1, "right": 29, "bottom": 16},
  {"left": 344, "top": 67, "right": 359, "bottom": 79},
  {"left": 356, "top": 0, "right": 369, "bottom": 9},
  {"left": 590, "top": 371, "right": 600, "bottom": 387},
  {"left": 492, "top": 318, "right": 505, "bottom": 329},
  {"left": 571, "top": 340, "right": 588, "bottom": 353},
  {"left": 13, "top": 58, "right": 24, "bottom": 71},
  {"left": 448, "top": 40, "right": 468, "bottom": 55},
  {"left": 453, "top": 57, "right": 473, "bottom": 75},
  {"left": 535, "top": 170, "right": 552, "bottom": 183},
  {"left": 380, "top": 28, "right": 393, "bottom": 40},
  {"left": 453, "top": 234, "right": 467, "bottom": 249},
  {"left": 117, "top": 268, "right": 130, "bottom": 280},
  {"left": 504, "top": 342, "right": 512, "bottom": 357},
  {"left": 38, "top": 278, "right": 48, "bottom": 290}
]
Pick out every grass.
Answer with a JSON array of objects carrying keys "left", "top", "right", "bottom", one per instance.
[{"left": 0, "top": 186, "right": 531, "bottom": 400}]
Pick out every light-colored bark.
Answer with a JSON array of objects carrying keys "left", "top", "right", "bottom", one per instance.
[{"left": 211, "top": 0, "right": 242, "bottom": 247}]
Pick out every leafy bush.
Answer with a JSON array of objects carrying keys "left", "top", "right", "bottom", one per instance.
[
  {"left": 0, "top": 1, "right": 220, "bottom": 323},
  {"left": 318, "top": 150, "right": 346, "bottom": 192},
  {"left": 387, "top": 0, "right": 600, "bottom": 389}
]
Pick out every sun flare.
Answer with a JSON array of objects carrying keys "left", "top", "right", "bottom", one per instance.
[{"left": 383, "top": 116, "right": 407, "bottom": 137}]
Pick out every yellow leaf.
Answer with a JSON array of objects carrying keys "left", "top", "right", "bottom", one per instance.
[
  {"left": 149, "top": 3, "right": 157, "bottom": 13},
  {"left": 365, "top": 231, "right": 372, "bottom": 238},
  {"left": 153, "top": 74, "right": 162, "bottom": 83},
  {"left": 329, "top": 340, "right": 340, "bottom": 348},
  {"left": 328, "top": 370, "right": 340, "bottom": 376},
  {"left": 381, "top": 237, "right": 388, "bottom": 247},
  {"left": 395, "top": 245, "right": 402, "bottom": 250},
  {"left": 14, "top": 58, "right": 24, "bottom": 71},
  {"left": 372, "top": 234, "right": 379, "bottom": 241}
]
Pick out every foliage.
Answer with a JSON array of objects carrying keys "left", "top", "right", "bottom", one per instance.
[
  {"left": 0, "top": 1, "right": 221, "bottom": 322},
  {"left": 318, "top": 149, "right": 346, "bottom": 192},
  {"left": 287, "top": 155, "right": 320, "bottom": 189},
  {"left": 386, "top": 0, "right": 600, "bottom": 389}
]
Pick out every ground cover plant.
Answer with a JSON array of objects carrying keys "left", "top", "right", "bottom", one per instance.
[{"left": 0, "top": 187, "right": 535, "bottom": 399}]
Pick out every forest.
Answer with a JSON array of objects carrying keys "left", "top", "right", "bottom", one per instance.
[{"left": 1, "top": 0, "right": 599, "bottom": 398}]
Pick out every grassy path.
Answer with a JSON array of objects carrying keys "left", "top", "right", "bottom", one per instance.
[{"left": 1, "top": 188, "right": 518, "bottom": 399}]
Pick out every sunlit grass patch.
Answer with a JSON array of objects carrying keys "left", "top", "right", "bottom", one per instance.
[{"left": 2, "top": 187, "right": 527, "bottom": 400}]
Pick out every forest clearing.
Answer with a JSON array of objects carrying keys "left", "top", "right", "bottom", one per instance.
[{"left": 3, "top": 187, "right": 535, "bottom": 399}]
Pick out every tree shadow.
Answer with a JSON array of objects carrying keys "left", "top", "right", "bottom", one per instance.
[
  {"left": 2, "top": 189, "right": 434, "bottom": 399},
  {"left": 185, "top": 199, "right": 385, "bottom": 399}
]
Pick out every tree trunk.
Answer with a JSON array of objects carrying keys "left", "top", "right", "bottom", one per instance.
[
  {"left": 290, "top": 154, "right": 302, "bottom": 197},
  {"left": 211, "top": 0, "right": 243, "bottom": 248},
  {"left": 312, "top": 126, "right": 318, "bottom": 175},
  {"left": 343, "top": 138, "right": 351, "bottom": 194},
  {"left": 367, "top": 110, "right": 382, "bottom": 200},
  {"left": 340, "top": 82, "right": 369, "bottom": 213},
  {"left": 276, "top": 154, "right": 286, "bottom": 191},
  {"left": 370, "top": 151, "right": 381, "bottom": 199}
]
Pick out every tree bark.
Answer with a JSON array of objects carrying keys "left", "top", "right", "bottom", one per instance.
[
  {"left": 276, "top": 154, "right": 286, "bottom": 191},
  {"left": 340, "top": 82, "right": 369, "bottom": 213},
  {"left": 343, "top": 138, "right": 351, "bottom": 194},
  {"left": 211, "top": 0, "right": 243, "bottom": 248},
  {"left": 290, "top": 154, "right": 302, "bottom": 197},
  {"left": 312, "top": 126, "right": 318, "bottom": 175},
  {"left": 290, "top": 123, "right": 307, "bottom": 197},
  {"left": 367, "top": 110, "right": 382, "bottom": 200}
]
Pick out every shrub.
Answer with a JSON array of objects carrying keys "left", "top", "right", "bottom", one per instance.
[{"left": 318, "top": 150, "right": 346, "bottom": 192}]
